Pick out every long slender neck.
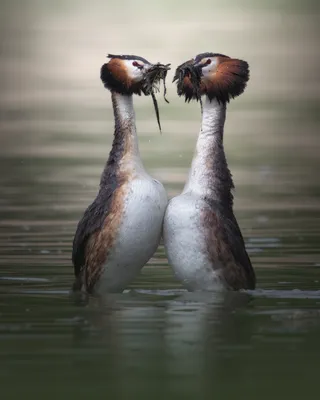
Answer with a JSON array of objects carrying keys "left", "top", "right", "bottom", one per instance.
[
  {"left": 111, "top": 92, "right": 141, "bottom": 160},
  {"left": 183, "top": 96, "right": 234, "bottom": 209},
  {"left": 101, "top": 92, "right": 143, "bottom": 186}
]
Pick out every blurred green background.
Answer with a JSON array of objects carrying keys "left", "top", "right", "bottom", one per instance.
[{"left": 0, "top": 1, "right": 320, "bottom": 399}]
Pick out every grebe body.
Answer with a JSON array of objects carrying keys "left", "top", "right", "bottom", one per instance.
[
  {"left": 95, "top": 168, "right": 167, "bottom": 293},
  {"left": 164, "top": 53, "right": 255, "bottom": 291},
  {"left": 72, "top": 55, "right": 169, "bottom": 294},
  {"left": 164, "top": 193, "right": 226, "bottom": 291}
]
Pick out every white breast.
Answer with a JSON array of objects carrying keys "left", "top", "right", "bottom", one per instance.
[
  {"left": 163, "top": 193, "right": 225, "bottom": 291},
  {"left": 96, "top": 175, "right": 167, "bottom": 293}
]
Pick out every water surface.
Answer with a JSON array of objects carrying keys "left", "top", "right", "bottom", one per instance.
[{"left": 1, "top": 1, "right": 320, "bottom": 399}]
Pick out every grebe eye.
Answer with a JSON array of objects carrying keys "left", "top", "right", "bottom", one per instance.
[
  {"left": 132, "top": 61, "right": 143, "bottom": 69},
  {"left": 205, "top": 59, "right": 211, "bottom": 65}
]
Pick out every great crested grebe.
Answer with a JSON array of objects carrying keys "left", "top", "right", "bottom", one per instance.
[
  {"left": 163, "top": 52, "right": 256, "bottom": 291},
  {"left": 72, "top": 54, "right": 170, "bottom": 294}
]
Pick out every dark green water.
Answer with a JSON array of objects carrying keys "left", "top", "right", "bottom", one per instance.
[{"left": 1, "top": 1, "right": 320, "bottom": 399}]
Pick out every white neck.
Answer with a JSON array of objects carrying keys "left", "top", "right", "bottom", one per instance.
[
  {"left": 114, "top": 92, "right": 135, "bottom": 122},
  {"left": 112, "top": 92, "right": 143, "bottom": 166},
  {"left": 183, "top": 96, "right": 233, "bottom": 205}
]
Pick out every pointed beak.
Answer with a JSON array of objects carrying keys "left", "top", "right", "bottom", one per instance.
[
  {"left": 173, "top": 59, "right": 195, "bottom": 83},
  {"left": 141, "top": 62, "right": 171, "bottom": 95},
  {"left": 141, "top": 62, "right": 171, "bottom": 133},
  {"left": 144, "top": 62, "right": 171, "bottom": 80},
  {"left": 173, "top": 59, "right": 202, "bottom": 102}
]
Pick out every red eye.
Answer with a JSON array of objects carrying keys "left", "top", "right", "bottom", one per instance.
[
  {"left": 205, "top": 59, "right": 211, "bottom": 65},
  {"left": 132, "top": 61, "right": 142, "bottom": 68}
]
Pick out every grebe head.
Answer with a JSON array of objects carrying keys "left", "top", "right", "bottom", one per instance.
[
  {"left": 174, "top": 53, "right": 249, "bottom": 103},
  {"left": 101, "top": 54, "right": 170, "bottom": 95},
  {"left": 101, "top": 54, "right": 170, "bottom": 130}
]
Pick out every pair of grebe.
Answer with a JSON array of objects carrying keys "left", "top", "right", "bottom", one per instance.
[{"left": 72, "top": 52, "right": 256, "bottom": 294}]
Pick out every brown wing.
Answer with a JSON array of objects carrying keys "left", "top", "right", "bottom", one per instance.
[
  {"left": 72, "top": 180, "right": 128, "bottom": 292},
  {"left": 203, "top": 201, "right": 256, "bottom": 290},
  {"left": 72, "top": 185, "right": 114, "bottom": 291}
]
